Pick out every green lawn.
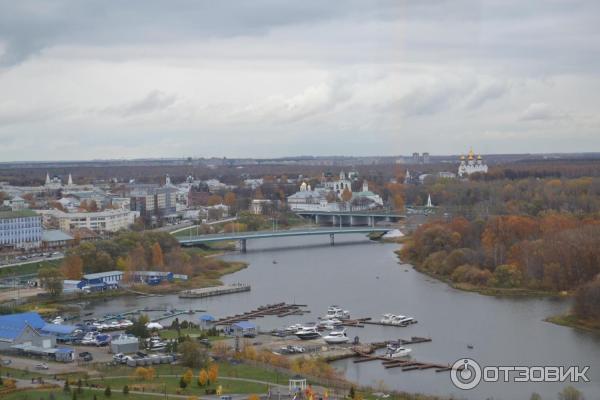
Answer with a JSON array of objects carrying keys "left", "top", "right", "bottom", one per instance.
[
  {"left": 158, "top": 329, "right": 226, "bottom": 341},
  {"left": 0, "top": 259, "right": 61, "bottom": 279},
  {"left": 89, "top": 375, "right": 268, "bottom": 395},
  {"left": 3, "top": 388, "right": 158, "bottom": 400},
  {"left": 96, "top": 362, "right": 290, "bottom": 387}
]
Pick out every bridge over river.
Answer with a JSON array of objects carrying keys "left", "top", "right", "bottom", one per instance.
[{"left": 177, "top": 227, "right": 394, "bottom": 252}]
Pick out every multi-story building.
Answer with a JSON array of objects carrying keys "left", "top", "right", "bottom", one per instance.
[
  {"left": 0, "top": 210, "right": 42, "bottom": 250},
  {"left": 130, "top": 187, "right": 176, "bottom": 217},
  {"left": 55, "top": 209, "right": 136, "bottom": 233}
]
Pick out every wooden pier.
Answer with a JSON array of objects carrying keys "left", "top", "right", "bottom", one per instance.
[
  {"left": 352, "top": 350, "right": 458, "bottom": 373},
  {"left": 214, "top": 303, "right": 309, "bottom": 325},
  {"left": 179, "top": 283, "right": 250, "bottom": 298}
]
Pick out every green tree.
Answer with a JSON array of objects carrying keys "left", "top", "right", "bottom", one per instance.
[
  {"left": 38, "top": 267, "right": 64, "bottom": 297},
  {"left": 122, "top": 385, "right": 129, "bottom": 395},
  {"left": 104, "top": 386, "right": 112, "bottom": 397},
  {"left": 180, "top": 339, "right": 209, "bottom": 368},
  {"left": 63, "top": 380, "right": 71, "bottom": 392},
  {"left": 179, "top": 376, "right": 187, "bottom": 389}
]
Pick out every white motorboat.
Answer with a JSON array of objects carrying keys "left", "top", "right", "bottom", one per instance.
[
  {"left": 380, "top": 314, "right": 395, "bottom": 324},
  {"left": 323, "top": 329, "right": 350, "bottom": 344},
  {"left": 52, "top": 316, "right": 64, "bottom": 325},
  {"left": 295, "top": 326, "right": 321, "bottom": 340},
  {"left": 80, "top": 332, "right": 98, "bottom": 345},
  {"left": 386, "top": 345, "right": 412, "bottom": 358},
  {"left": 391, "top": 315, "right": 414, "bottom": 325},
  {"left": 287, "top": 323, "right": 303, "bottom": 332},
  {"left": 325, "top": 305, "right": 350, "bottom": 320},
  {"left": 146, "top": 337, "right": 167, "bottom": 351},
  {"left": 318, "top": 318, "right": 342, "bottom": 330}
]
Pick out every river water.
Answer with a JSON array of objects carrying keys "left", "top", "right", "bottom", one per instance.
[{"left": 83, "top": 235, "right": 600, "bottom": 399}]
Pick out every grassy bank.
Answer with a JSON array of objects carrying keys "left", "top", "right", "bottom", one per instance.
[{"left": 545, "top": 314, "right": 600, "bottom": 334}]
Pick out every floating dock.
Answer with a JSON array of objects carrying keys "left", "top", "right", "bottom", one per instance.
[
  {"left": 214, "top": 303, "right": 309, "bottom": 325},
  {"left": 352, "top": 350, "right": 458, "bottom": 373},
  {"left": 179, "top": 283, "right": 251, "bottom": 298}
]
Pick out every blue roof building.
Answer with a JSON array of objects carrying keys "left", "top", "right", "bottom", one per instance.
[
  {"left": 231, "top": 321, "right": 257, "bottom": 337},
  {"left": 0, "top": 312, "right": 56, "bottom": 351},
  {"left": 0, "top": 312, "right": 45, "bottom": 341}
]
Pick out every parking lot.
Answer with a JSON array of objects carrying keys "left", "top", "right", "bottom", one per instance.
[{"left": 0, "top": 344, "right": 115, "bottom": 376}]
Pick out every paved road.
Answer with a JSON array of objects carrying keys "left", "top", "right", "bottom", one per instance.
[{"left": 0, "top": 254, "right": 64, "bottom": 270}]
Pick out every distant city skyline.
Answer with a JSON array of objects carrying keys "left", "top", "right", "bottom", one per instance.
[{"left": 1, "top": 1, "right": 599, "bottom": 161}]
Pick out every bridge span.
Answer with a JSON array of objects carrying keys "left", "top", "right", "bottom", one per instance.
[
  {"left": 294, "top": 210, "right": 405, "bottom": 227},
  {"left": 177, "top": 227, "right": 393, "bottom": 252}
]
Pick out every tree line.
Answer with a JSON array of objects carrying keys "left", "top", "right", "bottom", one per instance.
[{"left": 400, "top": 213, "right": 600, "bottom": 320}]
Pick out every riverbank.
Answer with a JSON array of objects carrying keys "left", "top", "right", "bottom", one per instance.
[
  {"left": 545, "top": 314, "right": 600, "bottom": 334},
  {"left": 394, "top": 248, "right": 562, "bottom": 298}
]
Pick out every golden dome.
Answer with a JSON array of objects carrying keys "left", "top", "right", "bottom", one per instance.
[
  {"left": 477, "top": 155, "right": 482, "bottom": 160},
  {"left": 467, "top": 148, "right": 475, "bottom": 160},
  {"left": 460, "top": 155, "right": 465, "bottom": 160}
]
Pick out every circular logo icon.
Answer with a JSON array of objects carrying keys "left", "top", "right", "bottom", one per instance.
[{"left": 450, "top": 358, "right": 482, "bottom": 390}]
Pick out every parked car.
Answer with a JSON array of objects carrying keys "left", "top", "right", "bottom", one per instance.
[
  {"left": 35, "top": 363, "right": 49, "bottom": 370},
  {"left": 78, "top": 352, "right": 93, "bottom": 361}
]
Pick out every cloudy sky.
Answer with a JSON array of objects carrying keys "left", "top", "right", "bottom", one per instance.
[{"left": 0, "top": 0, "right": 599, "bottom": 160}]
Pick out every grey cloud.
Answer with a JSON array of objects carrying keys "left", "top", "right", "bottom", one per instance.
[
  {"left": 520, "top": 102, "right": 569, "bottom": 121},
  {"left": 101, "top": 91, "right": 177, "bottom": 118},
  {"left": 463, "top": 81, "right": 508, "bottom": 110},
  {"left": 0, "top": 0, "right": 400, "bottom": 66}
]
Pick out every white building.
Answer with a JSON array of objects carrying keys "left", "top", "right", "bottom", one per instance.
[
  {"left": 3, "top": 196, "right": 28, "bottom": 211},
  {"left": 458, "top": 149, "right": 488, "bottom": 177},
  {"left": 54, "top": 209, "right": 136, "bottom": 233},
  {"left": 323, "top": 170, "right": 353, "bottom": 198}
]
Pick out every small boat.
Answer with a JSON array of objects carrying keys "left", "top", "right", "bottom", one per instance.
[
  {"left": 380, "top": 314, "right": 395, "bottom": 324},
  {"left": 467, "top": 344, "right": 474, "bottom": 349},
  {"left": 52, "top": 316, "right": 64, "bottom": 325},
  {"left": 318, "top": 318, "right": 342, "bottom": 330},
  {"left": 324, "top": 305, "right": 350, "bottom": 320},
  {"left": 146, "top": 337, "right": 167, "bottom": 351},
  {"left": 295, "top": 326, "right": 321, "bottom": 340},
  {"left": 392, "top": 315, "right": 414, "bottom": 326},
  {"left": 323, "top": 329, "right": 350, "bottom": 344},
  {"left": 386, "top": 344, "right": 412, "bottom": 358},
  {"left": 272, "top": 260, "right": 278, "bottom": 264}
]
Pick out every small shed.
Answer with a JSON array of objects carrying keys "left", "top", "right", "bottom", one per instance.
[
  {"left": 231, "top": 321, "right": 257, "bottom": 338},
  {"left": 199, "top": 314, "right": 215, "bottom": 329},
  {"left": 55, "top": 347, "right": 75, "bottom": 362},
  {"left": 110, "top": 335, "right": 139, "bottom": 354}
]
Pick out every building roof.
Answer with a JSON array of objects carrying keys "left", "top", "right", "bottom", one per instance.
[
  {"left": 83, "top": 270, "right": 124, "bottom": 280},
  {"left": 42, "top": 230, "right": 74, "bottom": 242},
  {"left": 0, "top": 312, "right": 45, "bottom": 341},
  {"left": 199, "top": 314, "right": 215, "bottom": 321},
  {"left": 41, "top": 323, "right": 78, "bottom": 335},
  {"left": 232, "top": 321, "right": 256, "bottom": 330},
  {"left": 0, "top": 210, "right": 38, "bottom": 219}
]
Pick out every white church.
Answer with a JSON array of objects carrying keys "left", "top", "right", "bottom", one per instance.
[{"left": 457, "top": 149, "right": 488, "bottom": 178}]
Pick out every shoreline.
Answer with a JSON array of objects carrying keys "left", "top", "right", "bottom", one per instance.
[{"left": 394, "top": 248, "right": 563, "bottom": 298}]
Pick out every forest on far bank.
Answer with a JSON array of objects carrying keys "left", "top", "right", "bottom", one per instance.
[{"left": 400, "top": 170, "right": 600, "bottom": 323}]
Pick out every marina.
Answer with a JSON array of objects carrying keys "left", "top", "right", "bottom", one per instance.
[{"left": 72, "top": 235, "right": 600, "bottom": 399}]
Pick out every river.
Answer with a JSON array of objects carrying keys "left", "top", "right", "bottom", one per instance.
[{"left": 82, "top": 234, "right": 600, "bottom": 399}]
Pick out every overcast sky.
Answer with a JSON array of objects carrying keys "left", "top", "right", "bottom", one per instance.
[{"left": 1, "top": 0, "right": 599, "bottom": 161}]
